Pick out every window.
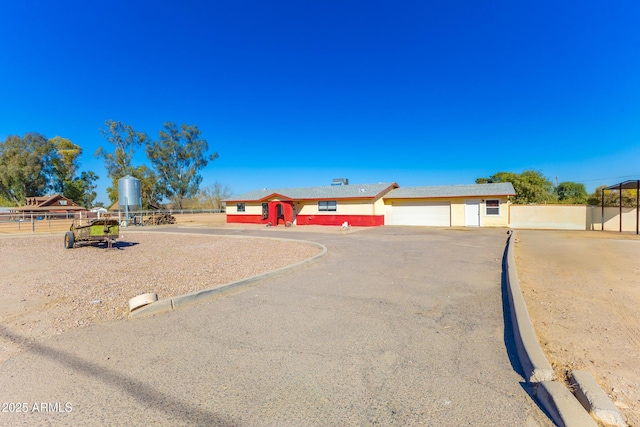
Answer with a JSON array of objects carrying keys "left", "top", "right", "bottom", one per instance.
[
  {"left": 261, "top": 203, "right": 268, "bottom": 219},
  {"left": 318, "top": 200, "right": 337, "bottom": 212},
  {"left": 59, "top": 200, "right": 67, "bottom": 206},
  {"left": 485, "top": 199, "right": 500, "bottom": 215},
  {"left": 237, "top": 203, "right": 245, "bottom": 213}
]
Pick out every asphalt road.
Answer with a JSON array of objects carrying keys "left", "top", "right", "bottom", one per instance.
[{"left": 0, "top": 226, "right": 553, "bottom": 426}]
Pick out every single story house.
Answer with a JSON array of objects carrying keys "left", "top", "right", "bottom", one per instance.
[
  {"left": 383, "top": 183, "right": 515, "bottom": 227},
  {"left": 225, "top": 182, "right": 398, "bottom": 226},
  {"left": 226, "top": 181, "right": 515, "bottom": 227},
  {"left": 11, "top": 194, "right": 86, "bottom": 215}
]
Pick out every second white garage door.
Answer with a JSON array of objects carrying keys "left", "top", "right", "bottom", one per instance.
[{"left": 386, "top": 202, "right": 451, "bottom": 226}]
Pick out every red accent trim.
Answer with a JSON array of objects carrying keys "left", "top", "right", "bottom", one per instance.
[
  {"left": 228, "top": 213, "right": 384, "bottom": 227},
  {"left": 296, "top": 214, "right": 384, "bottom": 226},
  {"left": 226, "top": 214, "right": 264, "bottom": 224}
]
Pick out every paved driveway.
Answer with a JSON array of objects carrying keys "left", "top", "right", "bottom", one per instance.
[{"left": 0, "top": 226, "right": 551, "bottom": 426}]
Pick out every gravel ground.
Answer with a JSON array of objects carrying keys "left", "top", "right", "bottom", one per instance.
[
  {"left": 516, "top": 230, "right": 640, "bottom": 426},
  {"left": 0, "top": 232, "right": 321, "bottom": 364}
]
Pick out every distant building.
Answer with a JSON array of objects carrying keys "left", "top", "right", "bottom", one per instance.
[
  {"left": 225, "top": 180, "right": 515, "bottom": 227},
  {"left": 12, "top": 194, "right": 86, "bottom": 215},
  {"left": 226, "top": 182, "right": 397, "bottom": 226}
]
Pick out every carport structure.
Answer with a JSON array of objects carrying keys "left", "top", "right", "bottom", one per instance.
[{"left": 602, "top": 180, "right": 640, "bottom": 234}]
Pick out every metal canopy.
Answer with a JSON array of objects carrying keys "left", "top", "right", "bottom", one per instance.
[
  {"left": 604, "top": 180, "right": 640, "bottom": 191},
  {"left": 601, "top": 180, "right": 640, "bottom": 234}
]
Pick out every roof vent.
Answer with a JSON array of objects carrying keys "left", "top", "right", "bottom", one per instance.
[{"left": 332, "top": 178, "right": 349, "bottom": 186}]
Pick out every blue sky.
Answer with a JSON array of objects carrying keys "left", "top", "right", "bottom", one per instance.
[{"left": 1, "top": 1, "right": 639, "bottom": 204}]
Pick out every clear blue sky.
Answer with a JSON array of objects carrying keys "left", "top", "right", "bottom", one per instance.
[{"left": 2, "top": 1, "right": 639, "bottom": 204}]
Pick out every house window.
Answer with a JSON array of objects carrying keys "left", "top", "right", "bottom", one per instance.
[
  {"left": 261, "top": 203, "right": 269, "bottom": 219},
  {"left": 237, "top": 203, "right": 245, "bottom": 213},
  {"left": 485, "top": 199, "right": 500, "bottom": 215},
  {"left": 318, "top": 200, "right": 337, "bottom": 212},
  {"left": 59, "top": 200, "right": 67, "bottom": 206}
]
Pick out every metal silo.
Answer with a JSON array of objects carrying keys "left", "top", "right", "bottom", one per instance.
[{"left": 118, "top": 175, "right": 141, "bottom": 227}]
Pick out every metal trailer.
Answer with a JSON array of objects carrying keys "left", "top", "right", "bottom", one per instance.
[{"left": 64, "top": 218, "right": 120, "bottom": 249}]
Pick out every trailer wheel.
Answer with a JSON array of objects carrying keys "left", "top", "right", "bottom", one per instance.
[{"left": 64, "top": 231, "right": 75, "bottom": 249}]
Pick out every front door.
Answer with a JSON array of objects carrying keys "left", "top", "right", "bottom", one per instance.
[
  {"left": 267, "top": 201, "right": 293, "bottom": 226},
  {"left": 465, "top": 200, "right": 480, "bottom": 227}
]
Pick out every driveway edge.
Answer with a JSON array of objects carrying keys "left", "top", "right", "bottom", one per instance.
[
  {"left": 506, "top": 230, "right": 629, "bottom": 427},
  {"left": 129, "top": 233, "right": 327, "bottom": 318},
  {"left": 505, "top": 230, "right": 555, "bottom": 383}
]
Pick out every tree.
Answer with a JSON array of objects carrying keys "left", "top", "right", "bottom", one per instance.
[
  {"left": 0, "top": 133, "right": 54, "bottom": 205},
  {"left": 199, "top": 182, "right": 231, "bottom": 210},
  {"left": 96, "top": 120, "right": 149, "bottom": 203},
  {"left": 587, "top": 185, "right": 638, "bottom": 207},
  {"left": 134, "top": 165, "right": 161, "bottom": 209},
  {"left": 0, "top": 193, "right": 12, "bottom": 207},
  {"left": 183, "top": 182, "right": 231, "bottom": 210},
  {"left": 146, "top": 122, "right": 218, "bottom": 209},
  {"left": 555, "top": 181, "right": 588, "bottom": 204},
  {"left": 49, "top": 136, "right": 83, "bottom": 195},
  {"left": 476, "top": 170, "right": 556, "bottom": 204},
  {"left": 78, "top": 171, "right": 99, "bottom": 208}
]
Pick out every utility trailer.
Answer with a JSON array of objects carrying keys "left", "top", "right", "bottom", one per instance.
[{"left": 64, "top": 218, "right": 120, "bottom": 249}]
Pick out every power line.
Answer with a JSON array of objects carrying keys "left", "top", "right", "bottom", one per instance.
[{"left": 572, "top": 174, "right": 640, "bottom": 184}]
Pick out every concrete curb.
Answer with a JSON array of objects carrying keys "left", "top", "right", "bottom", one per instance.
[
  {"left": 536, "top": 381, "right": 598, "bottom": 427},
  {"left": 504, "top": 231, "right": 555, "bottom": 383},
  {"left": 506, "top": 231, "right": 628, "bottom": 427},
  {"left": 571, "top": 370, "right": 628, "bottom": 427},
  {"left": 129, "top": 233, "right": 327, "bottom": 318}
]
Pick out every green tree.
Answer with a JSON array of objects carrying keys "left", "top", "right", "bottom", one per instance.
[
  {"left": 477, "top": 170, "right": 556, "bottom": 204},
  {"left": 0, "top": 193, "right": 12, "bottom": 207},
  {"left": 587, "top": 185, "right": 638, "bottom": 207},
  {"left": 49, "top": 136, "right": 83, "bottom": 195},
  {"left": 0, "top": 133, "right": 54, "bottom": 205},
  {"left": 134, "top": 165, "right": 161, "bottom": 209},
  {"left": 95, "top": 120, "right": 152, "bottom": 205},
  {"left": 78, "top": 171, "right": 99, "bottom": 208},
  {"left": 146, "top": 122, "right": 218, "bottom": 209},
  {"left": 555, "top": 181, "right": 588, "bottom": 204}
]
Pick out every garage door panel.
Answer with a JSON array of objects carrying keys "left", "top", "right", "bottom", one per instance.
[{"left": 388, "top": 202, "right": 451, "bottom": 226}]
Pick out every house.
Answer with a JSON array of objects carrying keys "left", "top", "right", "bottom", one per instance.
[
  {"left": 383, "top": 183, "right": 515, "bottom": 227},
  {"left": 226, "top": 181, "right": 516, "bottom": 227},
  {"left": 225, "top": 182, "right": 399, "bottom": 226},
  {"left": 12, "top": 194, "right": 86, "bottom": 215}
]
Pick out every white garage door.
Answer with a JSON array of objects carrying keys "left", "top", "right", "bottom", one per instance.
[{"left": 387, "top": 202, "right": 451, "bottom": 226}]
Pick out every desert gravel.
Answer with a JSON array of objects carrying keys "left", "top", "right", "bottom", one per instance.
[{"left": 0, "top": 232, "right": 321, "bottom": 363}]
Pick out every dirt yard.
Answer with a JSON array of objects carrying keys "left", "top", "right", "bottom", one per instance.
[
  {"left": 0, "top": 231, "right": 321, "bottom": 366},
  {"left": 515, "top": 229, "right": 640, "bottom": 426}
]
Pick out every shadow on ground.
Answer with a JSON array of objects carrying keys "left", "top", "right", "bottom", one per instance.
[
  {"left": 0, "top": 325, "right": 237, "bottom": 426},
  {"left": 500, "top": 237, "right": 554, "bottom": 424}
]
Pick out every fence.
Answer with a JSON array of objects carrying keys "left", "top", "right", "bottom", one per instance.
[
  {"left": 509, "top": 204, "right": 640, "bottom": 232},
  {"left": 0, "top": 212, "right": 77, "bottom": 234},
  {"left": 0, "top": 209, "right": 226, "bottom": 234}
]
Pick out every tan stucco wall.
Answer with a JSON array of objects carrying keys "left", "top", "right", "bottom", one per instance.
[
  {"left": 296, "top": 199, "right": 376, "bottom": 216},
  {"left": 229, "top": 197, "right": 383, "bottom": 218},
  {"left": 227, "top": 202, "right": 263, "bottom": 215},
  {"left": 373, "top": 197, "right": 386, "bottom": 216},
  {"left": 510, "top": 205, "right": 588, "bottom": 230},
  {"left": 451, "top": 200, "right": 465, "bottom": 226},
  {"left": 595, "top": 207, "right": 639, "bottom": 231},
  {"left": 511, "top": 205, "right": 640, "bottom": 231},
  {"left": 480, "top": 197, "right": 510, "bottom": 227}
]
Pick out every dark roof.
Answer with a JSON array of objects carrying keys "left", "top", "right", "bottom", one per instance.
[
  {"left": 13, "top": 194, "right": 86, "bottom": 212},
  {"left": 384, "top": 183, "right": 516, "bottom": 199},
  {"left": 604, "top": 180, "right": 640, "bottom": 191},
  {"left": 226, "top": 182, "right": 398, "bottom": 202}
]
